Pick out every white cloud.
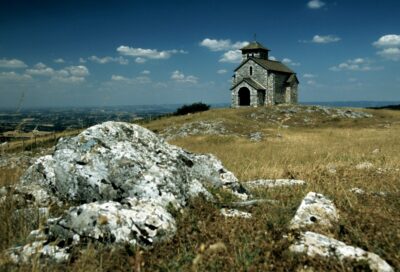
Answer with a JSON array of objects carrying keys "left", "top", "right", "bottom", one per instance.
[
  {"left": 0, "top": 71, "right": 32, "bottom": 81},
  {"left": 26, "top": 63, "right": 89, "bottom": 83},
  {"left": 54, "top": 58, "right": 65, "bottom": 63},
  {"left": 111, "top": 74, "right": 151, "bottom": 84},
  {"left": 135, "top": 57, "right": 146, "bottom": 64},
  {"left": 79, "top": 57, "right": 87, "bottom": 63},
  {"left": 117, "top": 46, "right": 185, "bottom": 63},
  {"left": 200, "top": 38, "right": 249, "bottom": 52},
  {"left": 88, "top": 56, "right": 129, "bottom": 65},
  {"left": 307, "top": 0, "right": 325, "bottom": 9},
  {"left": 330, "top": 58, "right": 381, "bottom": 71},
  {"left": 373, "top": 35, "right": 400, "bottom": 61},
  {"left": 312, "top": 35, "right": 341, "bottom": 43},
  {"left": 269, "top": 56, "right": 277, "bottom": 61},
  {"left": 307, "top": 80, "right": 317, "bottom": 85},
  {"left": 0, "top": 58, "right": 27, "bottom": 69},
  {"left": 373, "top": 34, "right": 400, "bottom": 48},
  {"left": 303, "top": 73, "right": 316, "bottom": 78},
  {"left": 219, "top": 50, "right": 242, "bottom": 63},
  {"left": 26, "top": 63, "right": 55, "bottom": 76},
  {"left": 282, "top": 58, "right": 300, "bottom": 66},
  {"left": 217, "top": 69, "right": 227, "bottom": 74},
  {"left": 141, "top": 70, "right": 150, "bottom": 75},
  {"left": 377, "top": 47, "right": 400, "bottom": 61},
  {"left": 171, "top": 70, "right": 198, "bottom": 84},
  {"left": 66, "top": 65, "right": 89, "bottom": 77}
]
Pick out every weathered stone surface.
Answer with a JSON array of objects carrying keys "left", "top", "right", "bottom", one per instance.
[
  {"left": 220, "top": 208, "right": 252, "bottom": 219},
  {"left": 245, "top": 179, "right": 305, "bottom": 189},
  {"left": 18, "top": 121, "right": 246, "bottom": 207},
  {"left": 290, "top": 231, "right": 393, "bottom": 272},
  {"left": 289, "top": 192, "right": 338, "bottom": 232},
  {"left": 9, "top": 121, "right": 248, "bottom": 262}
]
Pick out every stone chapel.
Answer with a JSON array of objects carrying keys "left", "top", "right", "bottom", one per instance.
[{"left": 230, "top": 41, "right": 299, "bottom": 107}]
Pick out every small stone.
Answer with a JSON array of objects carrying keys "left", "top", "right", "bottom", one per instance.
[
  {"left": 289, "top": 192, "right": 338, "bottom": 232},
  {"left": 356, "top": 162, "right": 374, "bottom": 170},
  {"left": 244, "top": 179, "right": 305, "bottom": 189},
  {"left": 220, "top": 208, "right": 252, "bottom": 219},
  {"left": 290, "top": 231, "right": 393, "bottom": 272},
  {"left": 349, "top": 187, "right": 365, "bottom": 195}
]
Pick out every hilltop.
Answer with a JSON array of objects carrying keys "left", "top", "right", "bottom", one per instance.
[{"left": 0, "top": 105, "right": 399, "bottom": 271}]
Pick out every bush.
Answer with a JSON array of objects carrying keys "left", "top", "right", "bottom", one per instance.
[{"left": 174, "top": 102, "right": 210, "bottom": 116}]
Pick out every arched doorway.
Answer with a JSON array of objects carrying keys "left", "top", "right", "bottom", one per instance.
[{"left": 238, "top": 87, "right": 250, "bottom": 106}]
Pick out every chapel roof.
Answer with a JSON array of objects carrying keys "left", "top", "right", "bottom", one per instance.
[
  {"left": 241, "top": 41, "right": 270, "bottom": 51},
  {"left": 234, "top": 57, "right": 294, "bottom": 74},
  {"left": 230, "top": 77, "right": 265, "bottom": 90}
]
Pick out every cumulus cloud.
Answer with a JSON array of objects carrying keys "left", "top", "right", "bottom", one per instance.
[
  {"left": 269, "top": 56, "right": 277, "bottom": 61},
  {"left": 171, "top": 70, "right": 198, "bottom": 84},
  {"left": 282, "top": 58, "right": 300, "bottom": 66},
  {"left": 26, "top": 63, "right": 89, "bottom": 83},
  {"left": 307, "top": 0, "right": 325, "bottom": 9},
  {"left": 54, "top": 58, "right": 65, "bottom": 63},
  {"left": 117, "top": 46, "right": 186, "bottom": 63},
  {"left": 79, "top": 57, "right": 87, "bottom": 63},
  {"left": 219, "top": 50, "right": 242, "bottom": 63},
  {"left": 26, "top": 63, "right": 55, "bottom": 76},
  {"left": 217, "top": 69, "right": 227, "bottom": 74},
  {"left": 330, "top": 58, "right": 381, "bottom": 71},
  {"left": 66, "top": 65, "right": 89, "bottom": 77},
  {"left": 373, "top": 34, "right": 400, "bottom": 61},
  {"left": 377, "top": 47, "right": 400, "bottom": 61},
  {"left": 88, "top": 56, "right": 129, "bottom": 65},
  {"left": 199, "top": 38, "right": 248, "bottom": 52},
  {"left": 110, "top": 74, "right": 151, "bottom": 84},
  {"left": 373, "top": 34, "right": 400, "bottom": 48},
  {"left": 0, "top": 71, "right": 32, "bottom": 81},
  {"left": 312, "top": 35, "right": 341, "bottom": 43},
  {"left": 0, "top": 58, "right": 27, "bottom": 69},
  {"left": 135, "top": 57, "right": 146, "bottom": 64}
]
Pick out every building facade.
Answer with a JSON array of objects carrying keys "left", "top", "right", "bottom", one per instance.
[{"left": 231, "top": 41, "right": 299, "bottom": 107}]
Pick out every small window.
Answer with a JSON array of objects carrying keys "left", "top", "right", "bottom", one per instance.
[{"left": 250, "top": 66, "right": 253, "bottom": 76}]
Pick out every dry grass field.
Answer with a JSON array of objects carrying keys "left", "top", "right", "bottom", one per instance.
[{"left": 0, "top": 105, "right": 399, "bottom": 271}]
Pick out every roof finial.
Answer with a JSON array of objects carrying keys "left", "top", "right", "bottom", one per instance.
[{"left": 254, "top": 33, "right": 257, "bottom": 42}]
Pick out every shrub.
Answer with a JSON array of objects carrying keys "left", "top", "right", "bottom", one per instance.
[{"left": 174, "top": 102, "right": 210, "bottom": 116}]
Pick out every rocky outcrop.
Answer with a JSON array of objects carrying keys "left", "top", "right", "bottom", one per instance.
[
  {"left": 289, "top": 193, "right": 393, "bottom": 271},
  {"left": 290, "top": 231, "right": 393, "bottom": 272},
  {"left": 9, "top": 121, "right": 248, "bottom": 262}
]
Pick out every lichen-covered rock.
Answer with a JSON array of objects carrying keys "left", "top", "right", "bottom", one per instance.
[
  {"left": 290, "top": 231, "right": 393, "bottom": 272},
  {"left": 289, "top": 192, "right": 338, "bottom": 232},
  {"left": 19, "top": 121, "right": 246, "bottom": 207},
  {"left": 244, "top": 179, "right": 305, "bottom": 189},
  {"left": 9, "top": 121, "right": 248, "bottom": 262},
  {"left": 220, "top": 208, "right": 252, "bottom": 218}
]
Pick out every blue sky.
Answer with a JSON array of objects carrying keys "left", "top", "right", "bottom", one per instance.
[{"left": 0, "top": 0, "right": 399, "bottom": 108}]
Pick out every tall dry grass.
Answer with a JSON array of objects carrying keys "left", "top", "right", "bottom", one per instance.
[{"left": 0, "top": 106, "right": 399, "bottom": 271}]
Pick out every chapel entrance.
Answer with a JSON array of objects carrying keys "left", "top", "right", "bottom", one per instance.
[{"left": 238, "top": 87, "right": 250, "bottom": 106}]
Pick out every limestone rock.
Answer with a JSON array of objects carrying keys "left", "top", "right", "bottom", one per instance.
[
  {"left": 9, "top": 121, "right": 248, "bottom": 262},
  {"left": 220, "top": 208, "right": 252, "bottom": 219},
  {"left": 19, "top": 121, "right": 246, "bottom": 207},
  {"left": 289, "top": 192, "right": 338, "bottom": 232},
  {"left": 356, "top": 162, "right": 374, "bottom": 170},
  {"left": 245, "top": 179, "right": 305, "bottom": 189},
  {"left": 290, "top": 231, "right": 393, "bottom": 272}
]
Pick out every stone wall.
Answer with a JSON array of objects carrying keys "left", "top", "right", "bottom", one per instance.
[
  {"left": 274, "top": 73, "right": 288, "bottom": 104},
  {"left": 234, "top": 60, "right": 268, "bottom": 87}
]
